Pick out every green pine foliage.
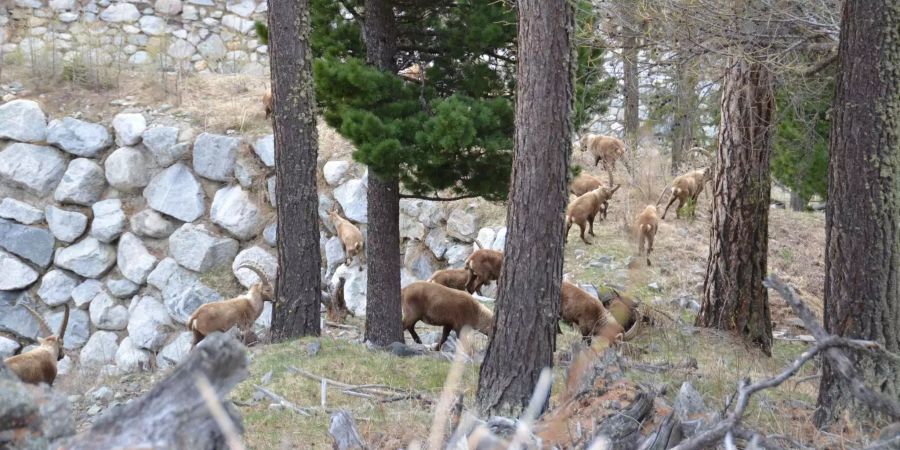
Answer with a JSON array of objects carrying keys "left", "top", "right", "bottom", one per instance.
[{"left": 253, "top": 20, "right": 268, "bottom": 45}]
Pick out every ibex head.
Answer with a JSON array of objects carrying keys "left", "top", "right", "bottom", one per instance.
[
  {"left": 23, "top": 303, "right": 68, "bottom": 361},
  {"left": 238, "top": 262, "right": 274, "bottom": 303}
]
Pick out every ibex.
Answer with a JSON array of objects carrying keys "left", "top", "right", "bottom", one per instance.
[
  {"left": 660, "top": 167, "right": 712, "bottom": 219},
  {"left": 428, "top": 268, "right": 472, "bottom": 293},
  {"left": 565, "top": 184, "right": 621, "bottom": 244},
  {"left": 559, "top": 282, "right": 625, "bottom": 345},
  {"left": 577, "top": 134, "right": 627, "bottom": 186},
  {"left": 4, "top": 304, "right": 69, "bottom": 386},
  {"left": 401, "top": 281, "right": 494, "bottom": 351},
  {"left": 263, "top": 90, "right": 273, "bottom": 119},
  {"left": 187, "top": 262, "right": 274, "bottom": 348},
  {"left": 635, "top": 205, "right": 659, "bottom": 266},
  {"left": 328, "top": 208, "right": 365, "bottom": 269},
  {"left": 464, "top": 247, "right": 503, "bottom": 295},
  {"left": 570, "top": 172, "right": 604, "bottom": 197}
]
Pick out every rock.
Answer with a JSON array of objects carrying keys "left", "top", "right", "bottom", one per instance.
[
  {"left": 400, "top": 199, "right": 422, "bottom": 217},
  {"left": 267, "top": 176, "right": 276, "bottom": 207},
  {"left": 106, "top": 277, "right": 140, "bottom": 298},
  {"left": 247, "top": 134, "right": 275, "bottom": 168},
  {"left": 104, "top": 147, "right": 153, "bottom": 192},
  {"left": 333, "top": 179, "right": 367, "bottom": 223},
  {"left": 99, "top": 3, "right": 140, "bottom": 22},
  {"left": 91, "top": 386, "right": 114, "bottom": 403},
  {"left": 146, "top": 258, "right": 222, "bottom": 324},
  {"left": 0, "top": 99, "right": 47, "bottom": 142},
  {"left": 192, "top": 132, "right": 240, "bottom": 181},
  {"left": 54, "top": 237, "right": 117, "bottom": 278},
  {"left": 142, "top": 126, "right": 184, "bottom": 167},
  {"left": 254, "top": 302, "right": 272, "bottom": 332},
  {"left": 444, "top": 243, "right": 472, "bottom": 268},
  {"left": 424, "top": 228, "right": 449, "bottom": 259},
  {"left": 318, "top": 194, "right": 336, "bottom": 233},
  {"left": 167, "top": 38, "right": 196, "bottom": 60},
  {"left": 476, "top": 227, "right": 496, "bottom": 249},
  {"left": 127, "top": 295, "right": 173, "bottom": 351},
  {"left": 324, "top": 236, "right": 346, "bottom": 276},
  {"left": 226, "top": 0, "right": 256, "bottom": 17},
  {"left": 154, "top": 0, "right": 182, "bottom": 15},
  {"left": 0, "top": 143, "right": 67, "bottom": 196},
  {"left": 263, "top": 222, "right": 276, "bottom": 246},
  {"left": 0, "top": 218, "right": 54, "bottom": 268},
  {"left": 54, "top": 158, "right": 107, "bottom": 205},
  {"left": 417, "top": 201, "right": 447, "bottom": 228},
  {"left": 117, "top": 232, "right": 158, "bottom": 284},
  {"left": 71, "top": 279, "right": 103, "bottom": 309},
  {"left": 197, "top": 34, "right": 227, "bottom": 60},
  {"left": 79, "top": 330, "right": 119, "bottom": 367},
  {"left": 323, "top": 161, "right": 351, "bottom": 186},
  {"left": 46, "top": 117, "right": 111, "bottom": 157},
  {"left": 156, "top": 331, "right": 192, "bottom": 369},
  {"left": 332, "top": 264, "right": 366, "bottom": 316},
  {"left": 399, "top": 213, "right": 426, "bottom": 241},
  {"left": 232, "top": 246, "right": 277, "bottom": 288},
  {"left": 404, "top": 242, "right": 437, "bottom": 280},
  {"left": 115, "top": 337, "right": 152, "bottom": 373},
  {"left": 0, "top": 292, "right": 42, "bottom": 339},
  {"left": 37, "top": 269, "right": 80, "bottom": 306},
  {"left": 111, "top": 113, "right": 146, "bottom": 145},
  {"left": 0, "top": 336, "right": 20, "bottom": 359},
  {"left": 90, "top": 199, "right": 126, "bottom": 243},
  {"left": 0, "top": 198, "right": 43, "bottom": 225},
  {"left": 139, "top": 15, "right": 167, "bottom": 36},
  {"left": 647, "top": 282, "right": 662, "bottom": 292},
  {"left": 400, "top": 268, "right": 417, "bottom": 287},
  {"left": 129, "top": 208, "right": 176, "bottom": 239},
  {"left": 674, "top": 382, "right": 707, "bottom": 422},
  {"left": 210, "top": 185, "right": 263, "bottom": 240},
  {"left": 221, "top": 14, "right": 253, "bottom": 33},
  {"left": 45, "top": 206, "right": 87, "bottom": 243},
  {"left": 143, "top": 163, "right": 205, "bottom": 222},
  {"left": 89, "top": 291, "right": 128, "bottom": 330},
  {"left": 446, "top": 208, "right": 480, "bottom": 241},
  {"left": 168, "top": 223, "right": 238, "bottom": 272}
]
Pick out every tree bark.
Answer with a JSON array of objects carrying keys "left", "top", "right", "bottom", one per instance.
[
  {"left": 671, "top": 59, "right": 696, "bottom": 175},
  {"left": 476, "top": 0, "right": 573, "bottom": 416},
  {"left": 268, "top": 0, "right": 322, "bottom": 340},
  {"left": 815, "top": 0, "right": 900, "bottom": 427},
  {"left": 623, "top": 33, "right": 640, "bottom": 154},
  {"left": 362, "top": 0, "right": 404, "bottom": 347},
  {"left": 696, "top": 59, "right": 774, "bottom": 355}
]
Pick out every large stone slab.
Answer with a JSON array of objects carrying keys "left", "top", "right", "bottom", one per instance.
[
  {"left": 156, "top": 331, "right": 192, "bottom": 370},
  {"left": 168, "top": 223, "right": 238, "bottom": 272},
  {"left": 146, "top": 258, "right": 222, "bottom": 324},
  {"left": 46, "top": 117, "right": 111, "bottom": 157},
  {"left": 0, "top": 198, "right": 43, "bottom": 225},
  {"left": 192, "top": 132, "right": 240, "bottom": 181},
  {"left": 54, "top": 237, "right": 117, "bottom": 278},
  {"left": 0, "top": 251, "right": 38, "bottom": 290},
  {"left": 0, "top": 99, "right": 47, "bottom": 143},
  {"left": 117, "top": 232, "right": 158, "bottom": 284},
  {"left": 0, "top": 292, "right": 42, "bottom": 339},
  {"left": 54, "top": 158, "right": 107, "bottom": 205},
  {"left": 105, "top": 147, "right": 153, "bottom": 192},
  {"left": 79, "top": 330, "right": 119, "bottom": 367},
  {"left": 232, "top": 246, "right": 277, "bottom": 288},
  {"left": 45, "top": 206, "right": 87, "bottom": 243},
  {"left": 111, "top": 112, "right": 146, "bottom": 145},
  {"left": 333, "top": 179, "right": 367, "bottom": 223},
  {"left": 71, "top": 279, "right": 103, "bottom": 309},
  {"left": 0, "top": 219, "right": 54, "bottom": 267},
  {"left": 252, "top": 134, "right": 274, "bottom": 167},
  {"left": 127, "top": 295, "right": 174, "bottom": 351},
  {"left": 142, "top": 126, "right": 183, "bottom": 167},
  {"left": 115, "top": 336, "right": 153, "bottom": 373},
  {"left": 0, "top": 143, "right": 68, "bottom": 196},
  {"left": 210, "top": 185, "right": 263, "bottom": 240},
  {"left": 446, "top": 208, "right": 480, "bottom": 242},
  {"left": 143, "top": 163, "right": 205, "bottom": 222},
  {"left": 89, "top": 291, "right": 129, "bottom": 330},
  {"left": 323, "top": 161, "right": 351, "bottom": 186},
  {"left": 37, "top": 269, "right": 80, "bottom": 306},
  {"left": 89, "top": 199, "right": 126, "bottom": 243}
]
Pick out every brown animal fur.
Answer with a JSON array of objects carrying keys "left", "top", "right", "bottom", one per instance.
[
  {"left": 559, "top": 282, "right": 624, "bottom": 345},
  {"left": 463, "top": 248, "right": 503, "bottom": 294},
  {"left": 263, "top": 90, "right": 273, "bottom": 119},
  {"left": 661, "top": 168, "right": 712, "bottom": 219},
  {"left": 401, "top": 281, "right": 494, "bottom": 351},
  {"left": 328, "top": 209, "right": 365, "bottom": 268},
  {"left": 578, "top": 134, "right": 627, "bottom": 186},
  {"left": 565, "top": 185, "right": 620, "bottom": 244},
  {"left": 428, "top": 268, "right": 472, "bottom": 292},
  {"left": 4, "top": 304, "right": 68, "bottom": 385},
  {"left": 570, "top": 173, "right": 604, "bottom": 197},
  {"left": 635, "top": 205, "right": 659, "bottom": 266},
  {"left": 187, "top": 263, "right": 274, "bottom": 348}
]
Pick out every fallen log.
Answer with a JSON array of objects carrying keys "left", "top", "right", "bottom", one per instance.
[{"left": 61, "top": 332, "right": 248, "bottom": 450}]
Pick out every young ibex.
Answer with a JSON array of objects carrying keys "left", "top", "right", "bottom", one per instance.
[
  {"left": 577, "top": 134, "right": 627, "bottom": 186},
  {"left": 428, "top": 268, "right": 472, "bottom": 293},
  {"left": 4, "top": 304, "right": 69, "bottom": 386},
  {"left": 401, "top": 281, "right": 494, "bottom": 351},
  {"left": 634, "top": 205, "right": 659, "bottom": 266},
  {"left": 559, "top": 282, "right": 624, "bottom": 345},
  {"left": 328, "top": 208, "right": 364, "bottom": 268},
  {"left": 464, "top": 247, "right": 503, "bottom": 294},
  {"left": 570, "top": 172, "right": 604, "bottom": 197},
  {"left": 263, "top": 90, "right": 273, "bottom": 119},
  {"left": 187, "top": 262, "right": 274, "bottom": 348},
  {"left": 660, "top": 167, "right": 712, "bottom": 219},
  {"left": 565, "top": 185, "right": 621, "bottom": 244}
]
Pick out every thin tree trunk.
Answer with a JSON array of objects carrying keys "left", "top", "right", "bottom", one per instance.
[
  {"left": 268, "top": 0, "right": 322, "bottom": 340},
  {"left": 671, "top": 58, "right": 696, "bottom": 175},
  {"left": 696, "top": 59, "right": 774, "bottom": 355},
  {"left": 476, "top": 0, "right": 573, "bottom": 416},
  {"left": 622, "top": 34, "right": 640, "bottom": 155},
  {"left": 815, "top": 0, "right": 900, "bottom": 427},
  {"left": 789, "top": 190, "right": 806, "bottom": 211},
  {"left": 362, "top": 0, "right": 404, "bottom": 346}
]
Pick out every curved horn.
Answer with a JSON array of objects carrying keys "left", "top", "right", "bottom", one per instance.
[
  {"left": 622, "top": 307, "right": 642, "bottom": 342},
  {"left": 237, "top": 262, "right": 271, "bottom": 290},
  {"left": 688, "top": 146, "right": 713, "bottom": 159},
  {"left": 22, "top": 305, "right": 52, "bottom": 337},
  {"left": 608, "top": 184, "right": 621, "bottom": 195},
  {"left": 655, "top": 185, "right": 670, "bottom": 207},
  {"left": 58, "top": 303, "right": 69, "bottom": 340}
]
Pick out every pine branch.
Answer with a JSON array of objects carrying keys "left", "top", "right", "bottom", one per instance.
[{"left": 398, "top": 193, "right": 479, "bottom": 202}]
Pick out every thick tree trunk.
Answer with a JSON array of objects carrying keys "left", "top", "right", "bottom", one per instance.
[
  {"left": 476, "top": 0, "right": 573, "bottom": 416},
  {"left": 696, "top": 59, "right": 774, "bottom": 355},
  {"left": 362, "top": 0, "right": 404, "bottom": 346},
  {"left": 268, "top": 0, "right": 322, "bottom": 340},
  {"left": 671, "top": 59, "right": 696, "bottom": 175},
  {"left": 815, "top": 0, "right": 900, "bottom": 427},
  {"left": 622, "top": 35, "right": 640, "bottom": 155}
]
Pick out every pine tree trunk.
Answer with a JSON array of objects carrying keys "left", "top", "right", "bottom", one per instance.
[
  {"left": 268, "top": 0, "right": 321, "bottom": 340},
  {"left": 476, "top": 0, "right": 573, "bottom": 416},
  {"left": 362, "top": 0, "right": 404, "bottom": 346},
  {"left": 789, "top": 190, "right": 806, "bottom": 211},
  {"left": 696, "top": 59, "right": 774, "bottom": 355},
  {"left": 671, "top": 59, "right": 696, "bottom": 175},
  {"left": 623, "top": 34, "right": 640, "bottom": 153},
  {"left": 815, "top": 0, "right": 900, "bottom": 427}
]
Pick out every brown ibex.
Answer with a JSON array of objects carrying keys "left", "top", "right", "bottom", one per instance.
[
  {"left": 634, "top": 205, "right": 659, "bottom": 266},
  {"left": 4, "top": 304, "right": 69, "bottom": 385},
  {"left": 565, "top": 184, "right": 621, "bottom": 244},
  {"left": 559, "top": 282, "right": 625, "bottom": 345},
  {"left": 659, "top": 167, "right": 712, "bottom": 219},
  {"left": 577, "top": 134, "right": 627, "bottom": 186},
  {"left": 569, "top": 172, "right": 604, "bottom": 197},
  {"left": 464, "top": 247, "right": 503, "bottom": 294},
  {"left": 328, "top": 208, "right": 365, "bottom": 268},
  {"left": 401, "top": 281, "right": 494, "bottom": 351},
  {"left": 263, "top": 90, "right": 273, "bottom": 119},
  {"left": 428, "top": 268, "right": 472, "bottom": 293}
]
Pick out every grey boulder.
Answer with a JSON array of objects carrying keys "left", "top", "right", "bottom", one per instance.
[
  {"left": 143, "top": 163, "right": 205, "bottom": 222},
  {"left": 54, "top": 158, "right": 107, "bottom": 205},
  {"left": 333, "top": 179, "right": 367, "bottom": 223},
  {"left": 116, "top": 232, "right": 158, "bottom": 284},
  {"left": 192, "top": 132, "right": 240, "bottom": 181},
  {"left": 129, "top": 208, "right": 176, "bottom": 239},
  {"left": 115, "top": 336, "right": 152, "bottom": 373},
  {"left": 89, "top": 291, "right": 129, "bottom": 330},
  {"left": 210, "top": 185, "right": 263, "bottom": 240},
  {"left": 104, "top": 147, "right": 153, "bottom": 192},
  {"left": 45, "top": 206, "right": 87, "bottom": 243},
  {"left": 37, "top": 269, "right": 80, "bottom": 306},
  {"left": 142, "top": 126, "right": 184, "bottom": 166},
  {"left": 0, "top": 198, "right": 44, "bottom": 225},
  {"left": 232, "top": 246, "right": 277, "bottom": 288},
  {"left": 54, "top": 237, "right": 117, "bottom": 278},
  {"left": 0, "top": 99, "right": 47, "bottom": 142},
  {"left": 0, "top": 143, "right": 68, "bottom": 196},
  {"left": 111, "top": 112, "right": 146, "bottom": 145},
  {"left": 0, "top": 218, "right": 55, "bottom": 267},
  {"left": 79, "top": 330, "right": 119, "bottom": 367},
  {"left": 0, "top": 251, "right": 39, "bottom": 290},
  {"left": 89, "top": 199, "right": 126, "bottom": 243},
  {"left": 168, "top": 223, "right": 238, "bottom": 273},
  {"left": 46, "top": 117, "right": 112, "bottom": 157},
  {"left": 127, "top": 295, "right": 174, "bottom": 351}
]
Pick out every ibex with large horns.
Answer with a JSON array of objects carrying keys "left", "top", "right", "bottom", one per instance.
[{"left": 4, "top": 304, "right": 69, "bottom": 385}]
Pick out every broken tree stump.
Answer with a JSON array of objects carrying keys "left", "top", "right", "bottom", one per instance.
[
  {"left": 329, "top": 410, "right": 366, "bottom": 450},
  {"left": 62, "top": 332, "right": 249, "bottom": 450}
]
